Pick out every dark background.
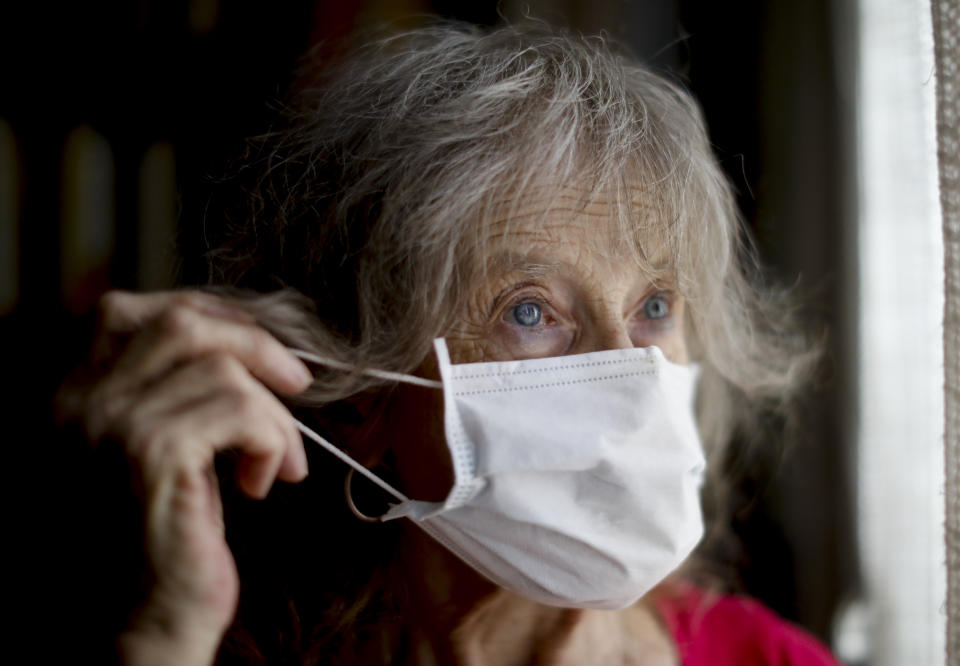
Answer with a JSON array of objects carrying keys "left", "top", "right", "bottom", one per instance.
[{"left": 2, "top": 0, "right": 859, "bottom": 651}]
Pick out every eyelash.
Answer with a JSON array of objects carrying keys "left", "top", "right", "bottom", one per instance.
[
  {"left": 503, "top": 294, "right": 552, "bottom": 324},
  {"left": 490, "top": 282, "right": 541, "bottom": 314}
]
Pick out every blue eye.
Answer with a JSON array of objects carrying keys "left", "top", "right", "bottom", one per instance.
[
  {"left": 643, "top": 294, "right": 670, "bottom": 320},
  {"left": 511, "top": 302, "right": 543, "bottom": 326}
]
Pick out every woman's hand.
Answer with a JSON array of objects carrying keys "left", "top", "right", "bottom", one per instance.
[{"left": 66, "top": 290, "right": 313, "bottom": 665}]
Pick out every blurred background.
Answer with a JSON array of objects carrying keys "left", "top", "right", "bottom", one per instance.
[{"left": 2, "top": 1, "right": 945, "bottom": 664}]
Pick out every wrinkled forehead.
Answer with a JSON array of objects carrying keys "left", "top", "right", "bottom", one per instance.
[{"left": 473, "top": 180, "right": 677, "bottom": 283}]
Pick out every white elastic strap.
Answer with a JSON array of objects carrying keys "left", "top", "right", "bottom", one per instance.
[
  {"left": 289, "top": 349, "right": 442, "bottom": 389},
  {"left": 293, "top": 418, "right": 409, "bottom": 503}
]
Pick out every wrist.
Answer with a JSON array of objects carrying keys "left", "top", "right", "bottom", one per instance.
[{"left": 117, "top": 608, "right": 225, "bottom": 666}]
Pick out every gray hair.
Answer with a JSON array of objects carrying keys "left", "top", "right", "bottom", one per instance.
[{"left": 208, "top": 21, "right": 817, "bottom": 477}]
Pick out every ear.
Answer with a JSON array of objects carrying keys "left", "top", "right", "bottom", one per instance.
[{"left": 318, "top": 389, "right": 394, "bottom": 467}]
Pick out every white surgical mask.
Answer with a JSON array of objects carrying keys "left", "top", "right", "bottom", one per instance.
[{"left": 293, "top": 338, "right": 706, "bottom": 610}]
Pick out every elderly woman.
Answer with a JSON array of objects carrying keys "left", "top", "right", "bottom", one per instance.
[{"left": 63, "top": 22, "right": 838, "bottom": 666}]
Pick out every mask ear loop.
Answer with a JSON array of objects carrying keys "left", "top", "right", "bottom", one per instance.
[
  {"left": 288, "top": 348, "right": 439, "bottom": 521},
  {"left": 295, "top": 417, "right": 410, "bottom": 501},
  {"left": 344, "top": 467, "right": 384, "bottom": 523},
  {"left": 289, "top": 349, "right": 442, "bottom": 389}
]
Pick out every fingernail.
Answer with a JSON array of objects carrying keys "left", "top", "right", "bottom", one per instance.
[{"left": 289, "top": 361, "right": 313, "bottom": 389}]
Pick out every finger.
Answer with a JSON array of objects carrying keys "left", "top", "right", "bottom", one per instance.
[
  {"left": 97, "top": 290, "right": 255, "bottom": 335},
  {"left": 89, "top": 291, "right": 258, "bottom": 376},
  {"left": 129, "top": 388, "right": 300, "bottom": 500},
  {"left": 125, "top": 354, "right": 309, "bottom": 486},
  {"left": 112, "top": 303, "right": 312, "bottom": 398},
  {"left": 275, "top": 436, "right": 310, "bottom": 485}
]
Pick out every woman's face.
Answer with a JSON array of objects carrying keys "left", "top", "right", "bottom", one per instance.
[{"left": 378, "top": 186, "right": 689, "bottom": 502}]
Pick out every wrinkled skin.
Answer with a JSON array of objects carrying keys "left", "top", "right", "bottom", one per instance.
[
  {"left": 373, "top": 190, "right": 688, "bottom": 665},
  {"left": 62, "top": 291, "right": 313, "bottom": 664}
]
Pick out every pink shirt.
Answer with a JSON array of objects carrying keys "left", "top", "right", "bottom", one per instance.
[{"left": 655, "top": 585, "right": 842, "bottom": 666}]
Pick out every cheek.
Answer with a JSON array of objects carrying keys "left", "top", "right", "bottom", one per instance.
[
  {"left": 381, "top": 327, "right": 497, "bottom": 502},
  {"left": 444, "top": 333, "right": 503, "bottom": 364},
  {"left": 658, "top": 316, "right": 689, "bottom": 364}
]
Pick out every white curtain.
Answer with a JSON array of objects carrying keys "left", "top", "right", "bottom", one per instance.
[
  {"left": 937, "top": 0, "right": 960, "bottom": 661},
  {"left": 856, "top": 0, "right": 945, "bottom": 662}
]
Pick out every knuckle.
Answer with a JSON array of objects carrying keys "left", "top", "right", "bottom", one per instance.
[
  {"left": 227, "top": 388, "right": 259, "bottom": 415},
  {"left": 279, "top": 412, "right": 297, "bottom": 439},
  {"left": 82, "top": 385, "right": 123, "bottom": 441},
  {"left": 230, "top": 395, "right": 284, "bottom": 450},
  {"left": 158, "top": 304, "right": 201, "bottom": 342},
  {"left": 97, "top": 290, "right": 125, "bottom": 316},
  {"left": 97, "top": 290, "right": 132, "bottom": 328},
  {"left": 203, "top": 353, "right": 245, "bottom": 384},
  {"left": 126, "top": 419, "right": 168, "bottom": 459},
  {"left": 246, "top": 327, "right": 278, "bottom": 359},
  {"left": 270, "top": 412, "right": 296, "bottom": 450},
  {"left": 260, "top": 428, "right": 288, "bottom": 458},
  {"left": 127, "top": 422, "right": 198, "bottom": 476},
  {"left": 170, "top": 290, "right": 209, "bottom": 312}
]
